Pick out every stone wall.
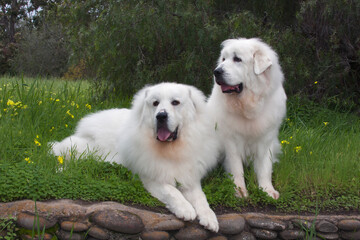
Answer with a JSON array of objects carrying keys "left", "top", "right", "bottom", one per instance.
[{"left": 0, "top": 200, "right": 359, "bottom": 240}]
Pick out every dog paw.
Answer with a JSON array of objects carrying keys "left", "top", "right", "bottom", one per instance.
[
  {"left": 265, "top": 188, "right": 280, "bottom": 200},
  {"left": 198, "top": 209, "right": 219, "bottom": 232},
  {"left": 235, "top": 187, "right": 248, "bottom": 198},
  {"left": 172, "top": 203, "right": 196, "bottom": 221}
]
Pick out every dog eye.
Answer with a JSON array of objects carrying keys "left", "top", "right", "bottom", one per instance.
[
  {"left": 171, "top": 100, "right": 180, "bottom": 106},
  {"left": 153, "top": 101, "right": 159, "bottom": 107},
  {"left": 233, "top": 56, "right": 242, "bottom": 62},
  {"left": 222, "top": 58, "right": 225, "bottom": 62}
]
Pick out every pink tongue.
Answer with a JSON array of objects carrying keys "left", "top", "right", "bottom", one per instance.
[
  {"left": 157, "top": 128, "right": 171, "bottom": 141},
  {"left": 221, "top": 85, "right": 237, "bottom": 92}
]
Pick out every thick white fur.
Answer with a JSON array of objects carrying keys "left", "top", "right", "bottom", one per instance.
[
  {"left": 51, "top": 83, "right": 220, "bottom": 232},
  {"left": 208, "top": 38, "right": 287, "bottom": 199}
]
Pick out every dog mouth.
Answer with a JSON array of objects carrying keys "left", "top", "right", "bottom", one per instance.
[
  {"left": 156, "top": 126, "right": 178, "bottom": 142},
  {"left": 219, "top": 82, "right": 243, "bottom": 94}
]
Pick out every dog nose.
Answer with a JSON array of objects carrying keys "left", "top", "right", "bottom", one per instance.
[
  {"left": 213, "top": 68, "right": 224, "bottom": 78},
  {"left": 156, "top": 111, "right": 168, "bottom": 121}
]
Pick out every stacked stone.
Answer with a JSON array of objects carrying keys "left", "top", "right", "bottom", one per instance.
[{"left": 1, "top": 200, "right": 359, "bottom": 240}]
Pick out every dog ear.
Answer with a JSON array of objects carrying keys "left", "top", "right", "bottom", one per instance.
[
  {"left": 188, "top": 86, "right": 206, "bottom": 113},
  {"left": 131, "top": 85, "right": 149, "bottom": 119},
  {"left": 253, "top": 50, "right": 272, "bottom": 75}
]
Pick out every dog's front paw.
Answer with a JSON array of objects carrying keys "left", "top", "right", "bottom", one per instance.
[
  {"left": 171, "top": 202, "right": 196, "bottom": 221},
  {"left": 198, "top": 209, "right": 219, "bottom": 232},
  {"left": 265, "top": 189, "right": 280, "bottom": 199},
  {"left": 234, "top": 187, "right": 248, "bottom": 198}
]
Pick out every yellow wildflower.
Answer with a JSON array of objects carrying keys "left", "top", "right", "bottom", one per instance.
[
  {"left": 50, "top": 126, "right": 55, "bottom": 132},
  {"left": 7, "top": 99, "right": 15, "bottom": 106},
  {"left": 323, "top": 122, "right": 329, "bottom": 126},
  {"left": 310, "top": 151, "right": 313, "bottom": 155},
  {"left": 25, "top": 157, "right": 33, "bottom": 164},
  {"left": 85, "top": 103, "right": 91, "bottom": 110},
  {"left": 34, "top": 139, "right": 41, "bottom": 147},
  {"left": 66, "top": 110, "right": 74, "bottom": 118},
  {"left": 281, "top": 140, "right": 290, "bottom": 145},
  {"left": 295, "top": 146, "right": 302, "bottom": 153},
  {"left": 314, "top": 81, "right": 318, "bottom": 84},
  {"left": 57, "top": 156, "right": 64, "bottom": 164},
  {"left": 65, "top": 124, "right": 68, "bottom": 128},
  {"left": 55, "top": 99, "right": 60, "bottom": 102},
  {"left": 38, "top": 100, "right": 43, "bottom": 105}
]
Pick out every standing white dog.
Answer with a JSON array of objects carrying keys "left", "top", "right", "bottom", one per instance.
[
  {"left": 208, "top": 38, "right": 287, "bottom": 199},
  {"left": 51, "top": 83, "right": 220, "bottom": 232}
]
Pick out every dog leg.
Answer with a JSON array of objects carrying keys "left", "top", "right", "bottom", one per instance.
[
  {"left": 180, "top": 183, "right": 219, "bottom": 232},
  {"left": 253, "top": 148, "right": 279, "bottom": 199},
  {"left": 224, "top": 144, "right": 249, "bottom": 198},
  {"left": 143, "top": 181, "right": 196, "bottom": 221}
]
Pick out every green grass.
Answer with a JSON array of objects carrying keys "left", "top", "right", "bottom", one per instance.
[{"left": 0, "top": 76, "right": 359, "bottom": 213}]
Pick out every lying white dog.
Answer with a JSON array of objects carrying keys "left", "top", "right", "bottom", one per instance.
[
  {"left": 208, "top": 38, "right": 287, "bottom": 199},
  {"left": 51, "top": 83, "right": 220, "bottom": 232}
]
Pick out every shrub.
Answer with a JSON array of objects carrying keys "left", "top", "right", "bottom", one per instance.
[{"left": 12, "top": 22, "right": 70, "bottom": 77}]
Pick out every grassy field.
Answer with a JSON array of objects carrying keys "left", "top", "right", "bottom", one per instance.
[{"left": 0, "top": 76, "right": 359, "bottom": 213}]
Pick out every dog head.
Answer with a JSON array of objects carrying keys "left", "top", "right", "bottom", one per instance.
[
  {"left": 132, "top": 83, "right": 206, "bottom": 142},
  {"left": 213, "top": 38, "right": 283, "bottom": 96}
]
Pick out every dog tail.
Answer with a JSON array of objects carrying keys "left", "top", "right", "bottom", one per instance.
[{"left": 49, "top": 136, "right": 91, "bottom": 160}]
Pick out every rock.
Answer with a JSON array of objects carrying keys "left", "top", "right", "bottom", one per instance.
[
  {"left": 22, "top": 233, "right": 53, "bottom": 240},
  {"left": 279, "top": 229, "right": 305, "bottom": 239},
  {"left": 292, "top": 219, "right": 314, "bottom": 231},
  {"left": 251, "top": 228, "right": 277, "bottom": 239},
  {"left": 218, "top": 213, "right": 245, "bottom": 235},
  {"left": 174, "top": 225, "right": 209, "bottom": 240},
  {"left": 230, "top": 231, "right": 256, "bottom": 240},
  {"left": 316, "top": 232, "right": 339, "bottom": 239},
  {"left": 141, "top": 231, "right": 170, "bottom": 240},
  {"left": 60, "top": 221, "right": 89, "bottom": 232},
  {"left": 315, "top": 220, "right": 338, "bottom": 233},
  {"left": 149, "top": 218, "right": 185, "bottom": 231},
  {"left": 91, "top": 209, "right": 144, "bottom": 234},
  {"left": 247, "top": 217, "right": 286, "bottom": 231},
  {"left": 16, "top": 212, "right": 57, "bottom": 230},
  {"left": 208, "top": 236, "right": 227, "bottom": 240},
  {"left": 338, "top": 219, "right": 360, "bottom": 231},
  {"left": 88, "top": 226, "right": 109, "bottom": 240},
  {"left": 340, "top": 230, "right": 360, "bottom": 240},
  {"left": 56, "top": 230, "right": 83, "bottom": 240}
]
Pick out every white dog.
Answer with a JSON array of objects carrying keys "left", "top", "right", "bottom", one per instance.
[
  {"left": 208, "top": 38, "right": 287, "bottom": 199},
  {"left": 51, "top": 83, "right": 220, "bottom": 232}
]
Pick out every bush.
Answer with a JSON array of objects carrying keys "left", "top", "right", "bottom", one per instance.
[
  {"left": 12, "top": 22, "right": 70, "bottom": 77},
  {"left": 297, "top": 0, "right": 360, "bottom": 106}
]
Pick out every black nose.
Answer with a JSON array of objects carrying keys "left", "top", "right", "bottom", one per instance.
[
  {"left": 156, "top": 111, "right": 168, "bottom": 121},
  {"left": 213, "top": 68, "right": 224, "bottom": 78}
]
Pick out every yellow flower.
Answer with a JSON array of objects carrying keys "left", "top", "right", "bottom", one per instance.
[
  {"left": 323, "top": 122, "right": 329, "bottom": 126},
  {"left": 50, "top": 126, "right": 55, "bottom": 132},
  {"left": 57, "top": 156, "right": 64, "bottom": 164},
  {"left": 25, "top": 157, "right": 33, "bottom": 164},
  {"left": 7, "top": 99, "right": 15, "bottom": 106},
  {"left": 38, "top": 100, "right": 43, "bottom": 105},
  {"left": 85, "top": 104, "right": 91, "bottom": 110},
  {"left": 314, "top": 81, "right": 318, "bottom": 84},
  {"left": 65, "top": 124, "right": 68, "bottom": 128},
  {"left": 66, "top": 110, "right": 74, "bottom": 118},
  {"left": 281, "top": 140, "right": 290, "bottom": 145},
  {"left": 34, "top": 139, "right": 41, "bottom": 147},
  {"left": 55, "top": 99, "right": 60, "bottom": 102},
  {"left": 295, "top": 146, "right": 302, "bottom": 153},
  {"left": 310, "top": 151, "right": 313, "bottom": 155}
]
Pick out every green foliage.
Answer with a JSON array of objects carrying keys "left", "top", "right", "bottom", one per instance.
[
  {"left": 12, "top": 21, "right": 70, "bottom": 77},
  {"left": 0, "top": 215, "right": 17, "bottom": 240}
]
